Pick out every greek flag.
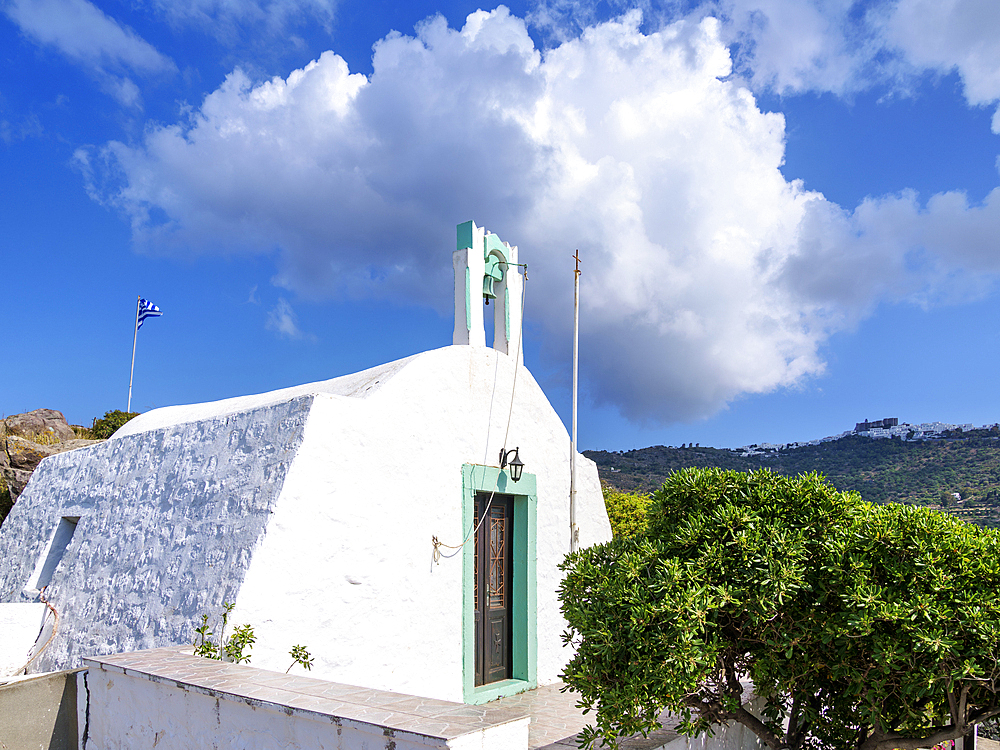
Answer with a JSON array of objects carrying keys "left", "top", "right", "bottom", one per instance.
[{"left": 136, "top": 298, "right": 162, "bottom": 330}]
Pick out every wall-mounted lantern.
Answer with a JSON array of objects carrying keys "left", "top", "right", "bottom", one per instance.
[{"left": 499, "top": 447, "right": 524, "bottom": 482}]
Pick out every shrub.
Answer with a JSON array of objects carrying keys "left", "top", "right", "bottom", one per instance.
[
  {"left": 602, "top": 487, "right": 651, "bottom": 538},
  {"left": 561, "top": 467, "right": 1000, "bottom": 750},
  {"left": 90, "top": 410, "right": 140, "bottom": 439},
  {"left": 0, "top": 474, "right": 11, "bottom": 526}
]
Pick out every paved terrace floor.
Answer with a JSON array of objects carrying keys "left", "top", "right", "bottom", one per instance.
[{"left": 494, "top": 681, "right": 682, "bottom": 750}]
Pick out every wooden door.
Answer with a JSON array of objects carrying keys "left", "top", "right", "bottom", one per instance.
[{"left": 474, "top": 492, "right": 513, "bottom": 686}]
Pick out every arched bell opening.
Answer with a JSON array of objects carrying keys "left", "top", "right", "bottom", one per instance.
[
  {"left": 483, "top": 248, "right": 508, "bottom": 351},
  {"left": 453, "top": 221, "right": 523, "bottom": 359}
]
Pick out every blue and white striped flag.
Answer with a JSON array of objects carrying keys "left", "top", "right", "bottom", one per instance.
[{"left": 136, "top": 298, "right": 162, "bottom": 330}]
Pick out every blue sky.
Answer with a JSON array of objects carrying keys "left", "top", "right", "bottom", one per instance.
[{"left": 3, "top": 0, "right": 1000, "bottom": 450}]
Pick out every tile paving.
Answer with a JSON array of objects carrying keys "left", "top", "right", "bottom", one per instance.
[
  {"left": 86, "top": 647, "right": 683, "bottom": 749},
  {"left": 490, "top": 681, "right": 683, "bottom": 750}
]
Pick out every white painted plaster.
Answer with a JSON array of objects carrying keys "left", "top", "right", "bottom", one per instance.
[
  {"left": 113, "top": 355, "right": 415, "bottom": 438},
  {"left": 668, "top": 697, "right": 767, "bottom": 750},
  {"left": 229, "top": 345, "right": 610, "bottom": 702},
  {"left": 451, "top": 718, "right": 529, "bottom": 750},
  {"left": 660, "top": 722, "right": 766, "bottom": 750},
  {"left": 454, "top": 244, "right": 485, "bottom": 347},
  {"left": 0, "top": 344, "right": 611, "bottom": 699},
  {"left": 84, "top": 663, "right": 530, "bottom": 750},
  {"left": 486, "top": 238, "right": 521, "bottom": 360},
  {"left": 0, "top": 398, "right": 312, "bottom": 672},
  {"left": 0, "top": 603, "right": 45, "bottom": 676}
]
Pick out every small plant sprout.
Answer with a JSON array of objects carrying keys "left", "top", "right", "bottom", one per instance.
[
  {"left": 192, "top": 603, "right": 255, "bottom": 664},
  {"left": 218, "top": 601, "right": 235, "bottom": 645},
  {"left": 193, "top": 614, "right": 218, "bottom": 659},
  {"left": 287, "top": 645, "right": 314, "bottom": 673},
  {"left": 224, "top": 623, "right": 256, "bottom": 664}
]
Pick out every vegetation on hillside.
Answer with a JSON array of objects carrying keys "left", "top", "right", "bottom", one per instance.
[
  {"left": 0, "top": 474, "right": 11, "bottom": 524},
  {"left": 587, "top": 432, "right": 1000, "bottom": 527}
]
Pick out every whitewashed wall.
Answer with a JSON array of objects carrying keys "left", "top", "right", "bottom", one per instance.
[
  {"left": 0, "top": 398, "right": 312, "bottom": 672},
  {"left": 230, "top": 346, "right": 610, "bottom": 701}
]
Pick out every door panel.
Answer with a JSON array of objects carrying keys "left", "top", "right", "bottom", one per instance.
[{"left": 474, "top": 492, "right": 513, "bottom": 686}]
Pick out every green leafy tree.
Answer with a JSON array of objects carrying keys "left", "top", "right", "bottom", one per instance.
[
  {"left": 602, "top": 488, "right": 651, "bottom": 538},
  {"left": 91, "top": 410, "right": 140, "bottom": 439},
  {"left": 559, "top": 467, "right": 1000, "bottom": 750}
]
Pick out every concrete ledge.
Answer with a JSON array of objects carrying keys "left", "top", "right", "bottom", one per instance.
[{"left": 84, "top": 647, "right": 530, "bottom": 750}]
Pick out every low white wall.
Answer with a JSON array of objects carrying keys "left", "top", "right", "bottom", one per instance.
[{"left": 84, "top": 660, "right": 529, "bottom": 750}]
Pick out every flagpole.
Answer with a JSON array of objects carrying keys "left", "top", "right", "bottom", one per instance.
[
  {"left": 127, "top": 295, "right": 140, "bottom": 413},
  {"left": 570, "top": 251, "right": 580, "bottom": 553}
]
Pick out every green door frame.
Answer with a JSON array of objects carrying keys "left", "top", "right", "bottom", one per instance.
[{"left": 461, "top": 463, "right": 537, "bottom": 704}]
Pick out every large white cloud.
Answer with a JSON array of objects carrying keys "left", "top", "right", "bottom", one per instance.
[
  {"left": 691, "top": 0, "right": 1000, "bottom": 122},
  {"left": 527, "top": 0, "right": 882, "bottom": 94},
  {"left": 528, "top": 0, "right": 1000, "bottom": 117},
  {"left": 80, "top": 7, "right": 1000, "bottom": 423}
]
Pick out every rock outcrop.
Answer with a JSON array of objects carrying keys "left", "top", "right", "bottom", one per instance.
[
  {"left": 1, "top": 410, "right": 103, "bottom": 521},
  {"left": 4, "top": 409, "right": 76, "bottom": 442}
]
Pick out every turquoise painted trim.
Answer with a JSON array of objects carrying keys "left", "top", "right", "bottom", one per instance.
[
  {"left": 457, "top": 221, "right": 474, "bottom": 251},
  {"left": 504, "top": 287, "right": 510, "bottom": 342},
  {"left": 465, "top": 266, "right": 471, "bottom": 331},
  {"left": 461, "top": 464, "right": 537, "bottom": 704},
  {"left": 484, "top": 233, "right": 507, "bottom": 258}
]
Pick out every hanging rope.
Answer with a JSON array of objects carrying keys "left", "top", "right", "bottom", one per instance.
[
  {"left": 433, "top": 263, "right": 528, "bottom": 562},
  {"left": 12, "top": 586, "right": 60, "bottom": 677}
]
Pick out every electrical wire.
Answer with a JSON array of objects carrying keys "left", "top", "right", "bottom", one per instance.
[{"left": 433, "top": 262, "right": 528, "bottom": 562}]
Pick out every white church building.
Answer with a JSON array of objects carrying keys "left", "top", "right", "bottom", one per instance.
[{"left": 0, "top": 220, "right": 612, "bottom": 707}]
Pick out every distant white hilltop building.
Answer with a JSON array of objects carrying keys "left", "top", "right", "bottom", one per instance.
[{"left": 739, "top": 418, "right": 989, "bottom": 456}]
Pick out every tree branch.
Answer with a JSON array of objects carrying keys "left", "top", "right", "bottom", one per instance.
[
  {"left": 684, "top": 691, "right": 790, "bottom": 750},
  {"left": 786, "top": 693, "right": 802, "bottom": 748},
  {"left": 731, "top": 703, "right": 788, "bottom": 750},
  {"left": 867, "top": 724, "right": 962, "bottom": 750},
  {"left": 863, "top": 706, "right": 1000, "bottom": 750}
]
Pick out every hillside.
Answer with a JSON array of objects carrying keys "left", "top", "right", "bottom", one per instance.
[{"left": 585, "top": 430, "right": 1000, "bottom": 527}]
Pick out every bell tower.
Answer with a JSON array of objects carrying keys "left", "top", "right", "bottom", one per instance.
[{"left": 453, "top": 221, "right": 523, "bottom": 358}]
